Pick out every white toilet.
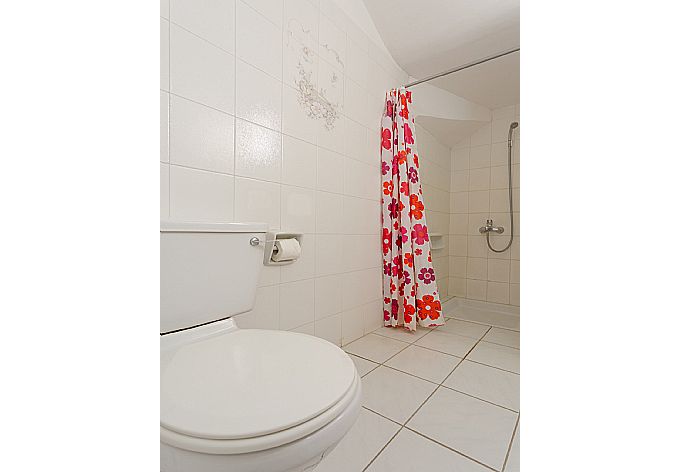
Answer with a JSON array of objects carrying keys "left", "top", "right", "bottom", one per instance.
[{"left": 160, "top": 222, "right": 362, "bottom": 472}]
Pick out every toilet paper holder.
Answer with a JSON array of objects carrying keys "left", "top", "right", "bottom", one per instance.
[{"left": 262, "top": 231, "right": 303, "bottom": 266}]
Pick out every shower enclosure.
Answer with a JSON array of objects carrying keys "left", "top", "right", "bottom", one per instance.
[{"left": 406, "top": 49, "right": 520, "bottom": 308}]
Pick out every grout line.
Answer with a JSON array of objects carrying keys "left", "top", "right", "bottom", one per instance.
[
  {"left": 501, "top": 414, "right": 520, "bottom": 472},
  {"left": 402, "top": 426, "right": 500, "bottom": 472},
  {"left": 437, "top": 384, "right": 519, "bottom": 414},
  {"left": 361, "top": 425, "right": 404, "bottom": 472}
]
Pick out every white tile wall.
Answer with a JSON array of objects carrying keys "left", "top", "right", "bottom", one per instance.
[
  {"left": 162, "top": 0, "right": 409, "bottom": 345},
  {"left": 415, "top": 124, "right": 451, "bottom": 300},
  {"left": 449, "top": 105, "right": 520, "bottom": 306}
]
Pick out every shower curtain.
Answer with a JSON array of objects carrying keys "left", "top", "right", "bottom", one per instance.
[{"left": 380, "top": 88, "right": 444, "bottom": 331}]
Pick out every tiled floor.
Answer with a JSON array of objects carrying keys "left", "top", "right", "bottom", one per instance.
[{"left": 315, "top": 302, "right": 520, "bottom": 472}]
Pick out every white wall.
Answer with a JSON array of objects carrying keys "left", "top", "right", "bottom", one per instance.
[
  {"left": 448, "top": 104, "right": 520, "bottom": 306},
  {"left": 415, "top": 123, "right": 451, "bottom": 299},
  {"left": 160, "top": 0, "right": 408, "bottom": 345}
]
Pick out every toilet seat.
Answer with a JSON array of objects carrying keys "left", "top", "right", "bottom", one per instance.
[{"left": 161, "top": 323, "right": 358, "bottom": 455}]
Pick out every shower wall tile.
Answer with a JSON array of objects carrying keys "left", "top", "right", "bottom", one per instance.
[
  {"left": 449, "top": 104, "right": 520, "bottom": 306},
  {"left": 164, "top": 0, "right": 411, "bottom": 342}
]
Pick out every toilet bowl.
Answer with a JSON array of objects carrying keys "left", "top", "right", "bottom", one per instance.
[{"left": 160, "top": 222, "right": 362, "bottom": 472}]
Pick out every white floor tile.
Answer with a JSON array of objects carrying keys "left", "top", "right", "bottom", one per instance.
[
  {"left": 443, "top": 360, "right": 520, "bottom": 411},
  {"left": 483, "top": 327, "right": 520, "bottom": 349},
  {"left": 374, "top": 326, "right": 433, "bottom": 343},
  {"left": 504, "top": 422, "right": 520, "bottom": 471},
  {"left": 447, "top": 309, "right": 519, "bottom": 331},
  {"left": 344, "top": 334, "right": 407, "bottom": 363},
  {"left": 408, "top": 387, "right": 518, "bottom": 471},
  {"left": 349, "top": 354, "right": 377, "bottom": 377},
  {"left": 314, "top": 408, "right": 399, "bottom": 472},
  {"left": 361, "top": 366, "right": 437, "bottom": 424},
  {"left": 467, "top": 342, "right": 520, "bottom": 374},
  {"left": 434, "top": 319, "right": 490, "bottom": 339},
  {"left": 415, "top": 331, "right": 477, "bottom": 358},
  {"left": 384, "top": 345, "right": 461, "bottom": 384},
  {"left": 367, "top": 428, "right": 491, "bottom": 472}
]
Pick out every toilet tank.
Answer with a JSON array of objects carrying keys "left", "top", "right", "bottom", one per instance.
[{"left": 160, "top": 221, "right": 268, "bottom": 334}]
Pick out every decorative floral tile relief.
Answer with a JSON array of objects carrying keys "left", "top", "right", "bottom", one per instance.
[{"left": 285, "top": 18, "right": 342, "bottom": 130}]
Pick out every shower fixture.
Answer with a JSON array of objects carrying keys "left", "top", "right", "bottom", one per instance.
[{"left": 480, "top": 121, "right": 518, "bottom": 253}]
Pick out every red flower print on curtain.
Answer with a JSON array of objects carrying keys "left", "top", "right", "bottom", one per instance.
[{"left": 380, "top": 88, "right": 444, "bottom": 331}]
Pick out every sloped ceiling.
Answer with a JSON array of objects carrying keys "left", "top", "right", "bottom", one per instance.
[{"left": 363, "top": 0, "right": 520, "bottom": 109}]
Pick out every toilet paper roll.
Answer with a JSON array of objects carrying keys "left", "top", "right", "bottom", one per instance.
[{"left": 271, "top": 238, "right": 301, "bottom": 262}]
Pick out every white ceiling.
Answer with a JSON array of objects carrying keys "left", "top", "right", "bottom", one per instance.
[{"left": 363, "top": 0, "right": 520, "bottom": 109}]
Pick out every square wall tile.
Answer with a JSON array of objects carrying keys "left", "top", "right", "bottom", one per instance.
[
  {"left": 160, "top": 91, "right": 169, "bottom": 162},
  {"left": 235, "top": 118, "right": 282, "bottom": 182},
  {"left": 510, "top": 283, "right": 520, "bottom": 306},
  {"left": 170, "top": 0, "right": 235, "bottom": 52},
  {"left": 466, "top": 257, "right": 487, "bottom": 280},
  {"left": 469, "top": 144, "right": 491, "bottom": 169},
  {"left": 281, "top": 185, "right": 316, "bottom": 233},
  {"left": 341, "top": 305, "right": 365, "bottom": 345},
  {"left": 315, "top": 191, "right": 344, "bottom": 234},
  {"left": 282, "top": 135, "right": 317, "bottom": 189},
  {"left": 160, "top": 163, "right": 170, "bottom": 219},
  {"left": 236, "top": 60, "right": 282, "bottom": 131},
  {"left": 468, "top": 190, "right": 489, "bottom": 213},
  {"left": 314, "top": 234, "right": 343, "bottom": 276},
  {"left": 318, "top": 12, "right": 345, "bottom": 70},
  {"left": 363, "top": 300, "right": 383, "bottom": 334},
  {"left": 245, "top": 0, "right": 282, "bottom": 26},
  {"left": 315, "top": 273, "right": 343, "bottom": 319},
  {"left": 234, "top": 284, "right": 279, "bottom": 329},
  {"left": 468, "top": 168, "right": 490, "bottom": 191},
  {"left": 234, "top": 177, "right": 281, "bottom": 229},
  {"left": 169, "top": 165, "right": 234, "bottom": 221},
  {"left": 315, "top": 313, "right": 342, "bottom": 345},
  {"left": 344, "top": 157, "right": 379, "bottom": 200},
  {"left": 486, "top": 281, "right": 510, "bottom": 304},
  {"left": 282, "top": 84, "right": 319, "bottom": 144},
  {"left": 491, "top": 142, "right": 509, "bottom": 167},
  {"left": 488, "top": 259, "right": 510, "bottom": 283},
  {"left": 466, "top": 278, "right": 487, "bottom": 301},
  {"left": 316, "top": 147, "right": 344, "bottom": 193},
  {"left": 169, "top": 95, "right": 234, "bottom": 174},
  {"left": 279, "top": 278, "right": 315, "bottom": 330},
  {"left": 236, "top": 0, "right": 281, "bottom": 79},
  {"left": 343, "top": 197, "right": 378, "bottom": 235},
  {"left": 160, "top": 19, "right": 169, "bottom": 91},
  {"left": 170, "top": 24, "right": 235, "bottom": 114}
]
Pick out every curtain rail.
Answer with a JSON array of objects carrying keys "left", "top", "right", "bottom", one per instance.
[{"left": 404, "top": 47, "right": 520, "bottom": 88}]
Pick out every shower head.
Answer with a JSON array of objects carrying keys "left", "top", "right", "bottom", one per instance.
[{"left": 510, "top": 121, "right": 519, "bottom": 129}]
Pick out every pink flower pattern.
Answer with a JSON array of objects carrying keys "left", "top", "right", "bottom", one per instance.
[{"left": 380, "top": 88, "right": 444, "bottom": 331}]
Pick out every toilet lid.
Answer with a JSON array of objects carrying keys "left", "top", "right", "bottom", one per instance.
[{"left": 160, "top": 329, "right": 356, "bottom": 440}]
